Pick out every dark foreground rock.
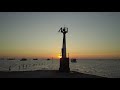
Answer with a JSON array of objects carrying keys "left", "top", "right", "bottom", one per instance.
[{"left": 0, "top": 70, "right": 106, "bottom": 78}]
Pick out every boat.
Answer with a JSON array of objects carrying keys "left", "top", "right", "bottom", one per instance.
[
  {"left": 47, "top": 58, "right": 50, "bottom": 60},
  {"left": 8, "top": 58, "right": 15, "bottom": 60},
  {"left": 33, "top": 58, "right": 38, "bottom": 60},
  {"left": 20, "top": 58, "right": 27, "bottom": 61},
  {"left": 71, "top": 58, "right": 77, "bottom": 63}
]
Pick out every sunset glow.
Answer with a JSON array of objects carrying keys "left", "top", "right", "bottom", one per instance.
[
  {"left": 58, "top": 54, "right": 62, "bottom": 59},
  {"left": 0, "top": 12, "right": 120, "bottom": 59}
]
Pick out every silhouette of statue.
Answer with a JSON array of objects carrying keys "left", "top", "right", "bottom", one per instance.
[
  {"left": 58, "top": 26, "right": 70, "bottom": 72},
  {"left": 58, "top": 27, "right": 62, "bottom": 32}
]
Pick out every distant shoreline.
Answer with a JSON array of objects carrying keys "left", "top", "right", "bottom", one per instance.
[{"left": 0, "top": 58, "right": 120, "bottom": 60}]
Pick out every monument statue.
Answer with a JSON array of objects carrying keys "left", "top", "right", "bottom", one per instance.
[{"left": 58, "top": 27, "right": 70, "bottom": 72}]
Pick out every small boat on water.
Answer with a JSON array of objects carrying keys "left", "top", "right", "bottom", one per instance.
[
  {"left": 8, "top": 58, "right": 15, "bottom": 60},
  {"left": 33, "top": 58, "right": 38, "bottom": 60},
  {"left": 71, "top": 58, "right": 77, "bottom": 63},
  {"left": 47, "top": 58, "right": 50, "bottom": 60},
  {"left": 20, "top": 58, "right": 27, "bottom": 61}
]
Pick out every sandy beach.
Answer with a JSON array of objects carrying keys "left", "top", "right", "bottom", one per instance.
[{"left": 0, "top": 70, "right": 106, "bottom": 78}]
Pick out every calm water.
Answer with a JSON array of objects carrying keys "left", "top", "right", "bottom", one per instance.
[{"left": 0, "top": 59, "right": 120, "bottom": 78}]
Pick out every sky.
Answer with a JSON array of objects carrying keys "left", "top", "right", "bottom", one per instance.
[{"left": 0, "top": 12, "right": 120, "bottom": 59}]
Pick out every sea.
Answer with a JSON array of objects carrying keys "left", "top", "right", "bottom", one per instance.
[{"left": 0, "top": 59, "right": 120, "bottom": 78}]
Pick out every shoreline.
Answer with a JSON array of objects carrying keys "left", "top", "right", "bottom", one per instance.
[{"left": 0, "top": 70, "right": 106, "bottom": 78}]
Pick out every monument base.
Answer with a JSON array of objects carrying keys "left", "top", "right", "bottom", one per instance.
[{"left": 59, "top": 58, "right": 70, "bottom": 72}]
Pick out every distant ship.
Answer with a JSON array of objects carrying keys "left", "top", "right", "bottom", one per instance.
[
  {"left": 33, "top": 58, "right": 38, "bottom": 60},
  {"left": 71, "top": 58, "right": 77, "bottom": 63},
  {"left": 47, "top": 58, "right": 50, "bottom": 60},
  {"left": 8, "top": 58, "right": 15, "bottom": 60},
  {"left": 20, "top": 58, "right": 27, "bottom": 61}
]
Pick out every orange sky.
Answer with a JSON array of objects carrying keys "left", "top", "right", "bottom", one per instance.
[
  {"left": 0, "top": 12, "right": 120, "bottom": 59},
  {"left": 0, "top": 51, "right": 120, "bottom": 59}
]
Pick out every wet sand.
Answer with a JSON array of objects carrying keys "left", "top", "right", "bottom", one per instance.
[{"left": 0, "top": 70, "right": 106, "bottom": 78}]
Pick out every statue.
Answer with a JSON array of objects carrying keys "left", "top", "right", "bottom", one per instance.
[{"left": 58, "top": 26, "right": 70, "bottom": 72}]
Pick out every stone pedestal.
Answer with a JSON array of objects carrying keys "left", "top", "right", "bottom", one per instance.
[{"left": 59, "top": 58, "right": 70, "bottom": 72}]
